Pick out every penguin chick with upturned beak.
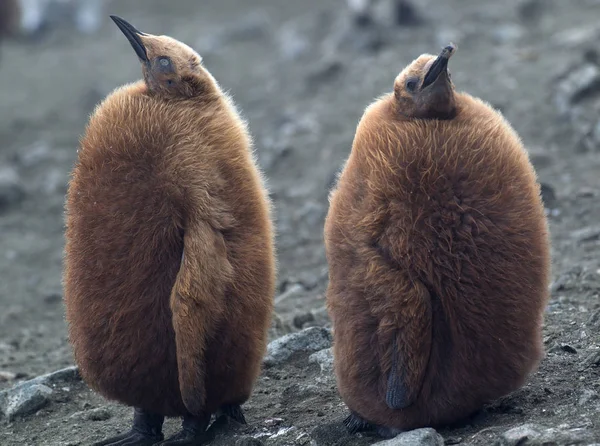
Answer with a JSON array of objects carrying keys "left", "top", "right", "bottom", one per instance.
[
  {"left": 324, "top": 44, "right": 551, "bottom": 437},
  {"left": 64, "top": 16, "right": 276, "bottom": 446}
]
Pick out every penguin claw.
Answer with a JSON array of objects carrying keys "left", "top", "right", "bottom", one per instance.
[
  {"left": 218, "top": 404, "right": 247, "bottom": 424},
  {"left": 91, "top": 429, "right": 164, "bottom": 446},
  {"left": 343, "top": 411, "right": 375, "bottom": 434},
  {"left": 155, "top": 430, "right": 207, "bottom": 445}
]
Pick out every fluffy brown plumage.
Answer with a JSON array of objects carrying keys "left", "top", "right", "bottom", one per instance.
[
  {"left": 63, "top": 16, "right": 276, "bottom": 446},
  {"left": 324, "top": 44, "right": 551, "bottom": 436}
]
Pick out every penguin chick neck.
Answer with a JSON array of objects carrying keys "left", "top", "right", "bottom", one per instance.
[
  {"left": 111, "top": 15, "right": 217, "bottom": 100},
  {"left": 393, "top": 43, "right": 457, "bottom": 120}
]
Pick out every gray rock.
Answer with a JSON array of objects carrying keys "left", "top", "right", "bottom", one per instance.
[
  {"left": 15, "top": 141, "right": 53, "bottom": 167},
  {"left": 374, "top": 428, "right": 444, "bottom": 445},
  {"left": 277, "top": 23, "right": 310, "bottom": 60},
  {"left": 0, "top": 383, "right": 52, "bottom": 420},
  {"left": 555, "top": 63, "right": 600, "bottom": 116},
  {"left": 518, "top": 0, "right": 544, "bottom": 22},
  {"left": 236, "top": 438, "right": 264, "bottom": 446},
  {"left": 0, "top": 371, "right": 16, "bottom": 382},
  {"left": 491, "top": 24, "right": 524, "bottom": 44},
  {"left": 539, "top": 183, "right": 557, "bottom": 210},
  {"left": 308, "top": 348, "right": 334, "bottom": 374},
  {"left": 527, "top": 146, "right": 554, "bottom": 169},
  {"left": 550, "top": 266, "right": 582, "bottom": 293},
  {"left": 0, "top": 366, "right": 80, "bottom": 420},
  {"left": 264, "top": 327, "right": 332, "bottom": 367},
  {"left": 71, "top": 406, "right": 112, "bottom": 421},
  {"left": 494, "top": 423, "right": 596, "bottom": 445},
  {"left": 293, "top": 312, "right": 315, "bottom": 329},
  {"left": 274, "top": 283, "right": 305, "bottom": 305},
  {"left": 578, "top": 389, "right": 598, "bottom": 406},
  {"left": 580, "top": 350, "right": 600, "bottom": 370},
  {"left": 0, "top": 166, "right": 25, "bottom": 212},
  {"left": 571, "top": 226, "right": 600, "bottom": 243},
  {"left": 34, "top": 366, "right": 80, "bottom": 386}
]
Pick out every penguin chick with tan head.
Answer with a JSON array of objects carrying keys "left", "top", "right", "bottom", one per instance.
[
  {"left": 63, "top": 15, "right": 276, "bottom": 446},
  {"left": 324, "top": 44, "right": 551, "bottom": 437}
]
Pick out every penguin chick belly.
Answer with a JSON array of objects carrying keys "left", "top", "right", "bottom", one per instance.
[{"left": 65, "top": 153, "right": 189, "bottom": 416}]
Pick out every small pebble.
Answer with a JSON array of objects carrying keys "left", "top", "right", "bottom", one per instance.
[
  {"left": 374, "top": 428, "right": 444, "bottom": 445},
  {"left": 0, "top": 371, "right": 16, "bottom": 382}
]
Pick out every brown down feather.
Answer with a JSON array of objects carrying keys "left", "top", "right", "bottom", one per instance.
[
  {"left": 63, "top": 30, "right": 276, "bottom": 418},
  {"left": 324, "top": 50, "right": 551, "bottom": 431}
]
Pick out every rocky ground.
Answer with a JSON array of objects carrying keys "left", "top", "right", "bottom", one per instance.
[{"left": 1, "top": 0, "right": 600, "bottom": 444}]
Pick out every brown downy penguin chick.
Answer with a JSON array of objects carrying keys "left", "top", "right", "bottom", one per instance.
[
  {"left": 63, "top": 15, "right": 276, "bottom": 446},
  {"left": 324, "top": 44, "right": 551, "bottom": 437}
]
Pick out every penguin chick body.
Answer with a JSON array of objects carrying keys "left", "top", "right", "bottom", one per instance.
[
  {"left": 63, "top": 16, "right": 275, "bottom": 446},
  {"left": 324, "top": 44, "right": 550, "bottom": 436}
]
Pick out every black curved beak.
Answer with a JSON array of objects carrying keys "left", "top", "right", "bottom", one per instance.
[
  {"left": 110, "top": 15, "right": 148, "bottom": 62},
  {"left": 422, "top": 43, "right": 456, "bottom": 89}
]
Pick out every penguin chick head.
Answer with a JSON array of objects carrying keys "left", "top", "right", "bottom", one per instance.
[
  {"left": 393, "top": 43, "right": 457, "bottom": 120},
  {"left": 110, "top": 15, "right": 214, "bottom": 99}
]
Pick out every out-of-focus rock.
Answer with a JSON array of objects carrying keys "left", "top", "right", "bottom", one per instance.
[
  {"left": 264, "top": 327, "right": 332, "bottom": 367},
  {"left": 578, "top": 389, "right": 598, "bottom": 406},
  {"left": 571, "top": 225, "right": 600, "bottom": 243},
  {"left": 394, "top": 0, "right": 424, "bottom": 26},
  {"left": 374, "top": 428, "right": 444, "bottom": 445},
  {"left": 236, "top": 438, "right": 264, "bottom": 446},
  {"left": 555, "top": 63, "right": 600, "bottom": 116},
  {"left": 70, "top": 406, "right": 112, "bottom": 421},
  {"left": 517, "top": 0, "right": 544, "bottom": 22},
  {"left": 0, "top": 166, "right": 25, "bottom": 212},
  {"left": 492, "top": 24, "right": 524, "bottom": 44},
  {"left": 308, "top": 347, "right": 334, "bottom": 374},
  {"left": 0, "top": 371, "right": 16, "bottom": 382},
  {"left": 539, "top": 183, "right": 557, "bottom": 210},
  {"left": 494, "top": 423, "right": 596, "bottom": 445},
  {"left": 0, "top": 383, "right": 52, "bottom": 420}
]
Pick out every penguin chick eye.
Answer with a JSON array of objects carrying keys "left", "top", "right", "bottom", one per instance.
[
  {"left": 167, "top": 79, "right": 174, "bottom": 86},
  {"left": 159, "top": 58, "right": 170, "bottom": 67},
  {"left": 405, "top": 77, "right": 419, "bottom": 92}
]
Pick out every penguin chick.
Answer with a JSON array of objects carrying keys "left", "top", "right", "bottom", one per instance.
[
  {"left": 324, "top": 43, "right": 551, "bottom": 437},
  {"left": 63, "top": 16, "right": 276, "bottom": 446}
]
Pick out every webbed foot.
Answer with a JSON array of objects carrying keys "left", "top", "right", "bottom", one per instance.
[
  {"left": 343, "top": 411, "right": 403, "bottom": 438},
  {"left": 343, "top": 411, "right": 376, "bottom": 434},
  {"left": 157, "top": 414, "right": 211, "bottom": 445},
  {"left": 218, "top": 404, "right": 247, "bottom": 425},
  {"left": 92, "top": 407, "right": 164, "bottom": 445}
]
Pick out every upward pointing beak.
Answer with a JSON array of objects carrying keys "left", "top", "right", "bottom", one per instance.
[
  {"left": 110, "top": 15, "right": 149, "bottom": 62},
  {"left": 421, "top": 43, "right": 456, "bottom": 89}
]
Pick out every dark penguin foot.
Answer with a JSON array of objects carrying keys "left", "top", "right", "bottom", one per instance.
[
  {"left": 343, "top": 411, "right": 376, "bottom": 434},
  {"left": 218, "top": 404, "right": 247, "bottom": 424},
  {"left": 92, "top": 407, "right": 164, "bottom": 446},
  {"left": 157, "top": 414, "right": 211, "bottom": 445},
  {"left": 343, "top": 412, "right": 403, "bottom": 438}
]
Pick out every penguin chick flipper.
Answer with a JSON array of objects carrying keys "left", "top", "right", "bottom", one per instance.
[
  {"left": 218, "top": 403, "right": 247, "bottom": 424},
  {"left": 170, "top": 219, "right": 234, "bottom": 416},
  {"left": 385, "top": 337, "right": 412, "bottom": 409},
  {"left": 377, "top": 280, "right": 432, "bottom": 410}
]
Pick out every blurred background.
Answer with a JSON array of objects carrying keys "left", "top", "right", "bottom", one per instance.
[{"left": 0, "top": 0, "right": 599, "bottom": 444}]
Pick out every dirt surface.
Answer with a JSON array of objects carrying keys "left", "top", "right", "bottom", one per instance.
[{"left": 0, "top": 0, "right": 599, "bottom": 444}]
